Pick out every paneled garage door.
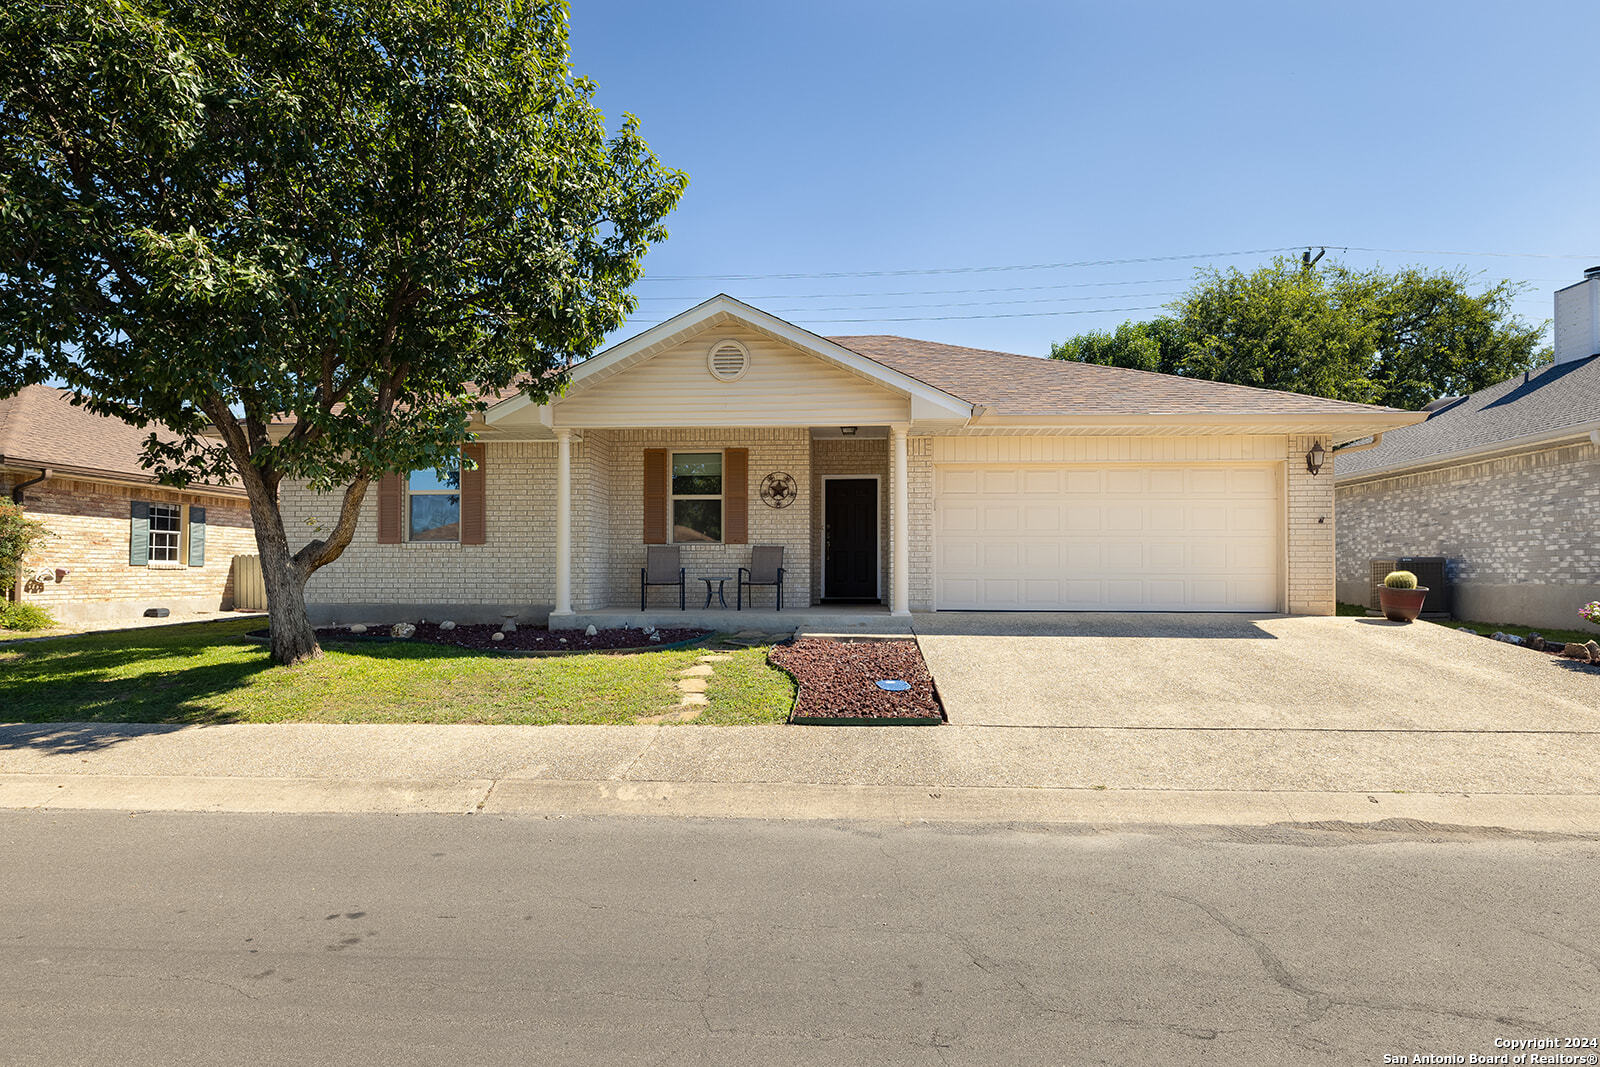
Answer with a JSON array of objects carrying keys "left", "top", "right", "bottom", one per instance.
[{"left": 934, "top": 465, "right": 1282, "bottom": 611}]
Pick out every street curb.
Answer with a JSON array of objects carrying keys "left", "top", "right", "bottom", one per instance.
[{"left": 2, "top": 773, "right": 1598, "bottom": 833}]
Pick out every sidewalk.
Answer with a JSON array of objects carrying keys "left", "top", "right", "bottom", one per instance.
[{"left": 3, "top": 721, "right": 1598, "bottom": 832}]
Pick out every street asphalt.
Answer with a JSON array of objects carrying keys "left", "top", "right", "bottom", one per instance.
[{"left": 1, "top": 810, "right": 1596, "bottom": 1066}]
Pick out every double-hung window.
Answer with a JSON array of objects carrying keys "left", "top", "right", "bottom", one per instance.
[
  {"left": 670, "top": 452, "right": 722, "bottom": 543},
  {"left": 407, "top": 466, "right": 461, "bottom": 542},
  {"left": 148, "top": 503, "right": 181, "bottom": 563}
]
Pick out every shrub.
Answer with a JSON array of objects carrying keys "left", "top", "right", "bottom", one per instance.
[
  {"left": 0, "top": 501, "right": 53, "bottom": 590},
  {"left": 0, "top": 602, "right": 56, "bottom": 631},
  {"left": 1581, "top": 602, "right": 1600, "bottom": 626},
  {"left": 1383, "top": 570, "right": 1418, "bottom": 590}
]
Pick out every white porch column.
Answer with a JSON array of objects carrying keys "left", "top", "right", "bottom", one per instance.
[
  {"left": 554, "top": 428, "right": 573, "bottom": 616},
  {"left": 891, "top": 422, "right": 911, "bottom": 616}
]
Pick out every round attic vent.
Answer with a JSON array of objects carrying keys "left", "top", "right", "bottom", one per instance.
[{"left": 707, "top": 339, "right": 749, "bottom": 382}]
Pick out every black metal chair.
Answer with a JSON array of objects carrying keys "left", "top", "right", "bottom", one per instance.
[
  {"left": 641, "top": 545, "right": 685, "bottom": 610},
  {"left": 738, "top": 545, "right": 785, "bottom": 611}
]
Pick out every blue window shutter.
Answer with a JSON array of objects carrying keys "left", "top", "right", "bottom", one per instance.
[
  {"left": 129, "top": 502, "right": 150, "bottom": 566},
  {"left": 187, "top": 506, "right": 206, "bottom": 566}
]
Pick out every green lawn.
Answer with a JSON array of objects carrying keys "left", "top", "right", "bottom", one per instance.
[{"left": 0, "top": 618, "right": 794, "bottom": 726}]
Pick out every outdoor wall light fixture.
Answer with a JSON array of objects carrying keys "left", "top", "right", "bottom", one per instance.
[
  {"left": 1305, "top": 441, "right": 1326, "bottom": 476},
  {"left": 839, "top": 426, "right": 858, "bottom": 436}
]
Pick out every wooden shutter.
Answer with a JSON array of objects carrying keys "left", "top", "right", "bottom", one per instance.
[
  {"left": 187, "top": 506, "right": 206, "bottom": 566},
  {"left": 129, "top": 501, "right": 150, "bottom": 566},
  {"left": 642, "top": 449, "right": 668, "bottom": 544},
  {"left": 724, "top": 448, "right": 749, "bottom": 544},
  {"left": 377, "top": 474, "right": 403, "bottom": 544},
  {"left": 460, "top": 443, "right": 487, "bottom": 545}
]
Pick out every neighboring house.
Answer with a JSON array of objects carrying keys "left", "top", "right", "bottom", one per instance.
[
  {"left": 281, "top": 294, "right": 1419, "bottom": 626},
  {"left": 0, "top": 386, "right": 256, "bottom": 626},
  {"left": 1336, "top": 269, "right": 1600, "bottom": 632}
]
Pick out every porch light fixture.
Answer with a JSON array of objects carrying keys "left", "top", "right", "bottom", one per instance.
[
  {"left": 1305, "top": 441, "right": 1326, "bottom": 476},
  {"left": 839, "top": 426, "right": 858, "bottom": 436}
]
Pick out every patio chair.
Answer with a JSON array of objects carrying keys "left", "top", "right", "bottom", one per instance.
[
  {"left": 738, "top": 545, "right": 785, "bottom": 611},
  {"left": 641, "top": 545, "right": 686, "bottom": 611}
]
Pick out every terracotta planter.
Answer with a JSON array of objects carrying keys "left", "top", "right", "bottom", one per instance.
[{"left": 1379, "top": 586, "right": 1429, "bottom": 622}]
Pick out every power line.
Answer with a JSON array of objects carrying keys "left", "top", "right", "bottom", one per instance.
[
  {"left": 763, "top": 292, "right": 1181, "bottom": 314},
  {"left": 625, "top": 304, "right": 1169, "bottom": 328},
  {"left": 1328, "top": 245, "right": 1600, "bottom": 261},
  {"left": 629, "top": 277, "right": 1194, "bottom": 302},
  {"left": 637, "top": 247, "right": 1305, "bottom": 282}
]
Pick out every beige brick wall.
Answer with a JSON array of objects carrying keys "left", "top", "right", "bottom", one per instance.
[
  {"left": 593, "top": 428, "right": 813, "bottom": 609},
  {"left": 1336, "top": 440, "right": 1600, "bottom": 586},
  {"left": 283, "top": 440, "right": 558, "bottom": 617},
  {"left": 6, "top": 470, "right": 255, "bottom": 621},
  {"left": 906, "top": 436, "right": 935, "bottom": 611},
  {"left": 808, "top": 438, "right": 889, "bottom": 602},
  {"left": 1285, "top": 434, "right": 1336, "bottom": 615}
]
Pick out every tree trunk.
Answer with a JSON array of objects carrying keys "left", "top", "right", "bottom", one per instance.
[{"left": 249, "top": 494, "right": 321, "bottom": 666}]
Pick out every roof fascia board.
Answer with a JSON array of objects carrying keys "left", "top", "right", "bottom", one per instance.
[
  {"left": 971, "top": 410, "right": 1425, "bottom": 431},
  {"left": 0, "top": 459, "right": 247, "bottom": 496},
  {"left": 1334, "top": 423, "right": 1600, "bottom": 485}
]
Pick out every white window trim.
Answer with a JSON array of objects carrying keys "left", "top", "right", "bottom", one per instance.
[
  {"left": 668, "top": 449, "right": 725, "bottom": 545},
  {"left": 148, "top": 502, "right": 183, "bottom": 564},
  {"left": 405, "top": 468, "right": 462, "bottom": 544}
]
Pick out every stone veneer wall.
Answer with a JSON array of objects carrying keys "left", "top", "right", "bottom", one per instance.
[
  {"left": 595, "top": 428, "right": 814, "bottom": 609},
  {"left": 283, "top": 440, "right": 557, "bottom": 623},
  {"left": 808, "top": 438, "right": 889, "bottom": 603},
  {"left": 3, "top": 468, "right": 255, "bottom": 625},
  {"left": 1335, "top": 440, "right": 1600, "bottom": 631}
]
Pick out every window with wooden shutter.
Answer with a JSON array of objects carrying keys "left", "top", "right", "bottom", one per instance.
[
  {"left": 129, "top": 501, "right": 150, "bottom": 566},
  {"left": 642, "top": 449, "right": 668, "bottom": 544},
  {"left": 460, "top": 443, "right": 487, "bottom": 545},
  {"left": 377, "top": 474, "right": 402, "bottom": 544},
  {"left": 187, "top": 506, "right": 206, "bottom": 566},
  {"left": 724, "top": 448, "right": 749, "bottom": 544}
]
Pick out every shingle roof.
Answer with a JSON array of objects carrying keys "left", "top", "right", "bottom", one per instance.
[
  {"left": 1335, "top": 355, "right": 1600, "bottom": 478},
  {"left": 0, "top": 385, "right": 242, "bottom": 491},
  {"left": 828, "top": 335, "right": 1406, "bottom": 418}
]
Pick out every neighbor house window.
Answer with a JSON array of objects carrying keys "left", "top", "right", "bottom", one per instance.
[
  {"left": 407, "top": 466, "right": 461, "bottom": 542},
  {"left": 148, "top": 503, "right": 181, "bottom": 562},
  {"left": 670, "top": 452, "right": 722, "bottom": 543}
]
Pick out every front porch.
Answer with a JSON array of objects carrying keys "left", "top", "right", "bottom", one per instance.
[
  {"left": 539, "top": 424, "right": 916, "bottom": 629},
  {"left": 553, "top": 603, "right": 911, "bottom": 637}
]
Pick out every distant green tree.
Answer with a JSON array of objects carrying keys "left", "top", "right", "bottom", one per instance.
[
  {"left": 0, "top": 0, "right": 686, "bottom": 664},
  {"left": 1052, "top": 259, "right": 1549, "bottom": 410}
]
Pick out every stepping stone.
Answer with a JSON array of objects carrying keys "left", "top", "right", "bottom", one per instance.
[
  {"left": 678, "top": 693, "right": 709, "bottom": 707},
  {"left": 676, "top": 677, "right": 708, "bottom": 694},
  {"left": 678, "top": 664, "right": 714, "bottom": 677},
  {"left": 697, "top": 654, "right": 733, "bottom": 663}
]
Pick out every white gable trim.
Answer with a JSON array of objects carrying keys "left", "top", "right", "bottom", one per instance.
[{"left": 485, "top": 294, "right": 972, "bottom": 426}]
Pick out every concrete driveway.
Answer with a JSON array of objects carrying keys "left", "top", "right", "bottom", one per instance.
[{"left": 913, "top": 613, "right": 1600, "bottom": 729}]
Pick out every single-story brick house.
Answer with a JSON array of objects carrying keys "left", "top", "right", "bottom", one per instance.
[
  {"left": 1336, "top": 272, "right": 1600, "bottom": 632},
  {"left": 0, "top": 386, "right": 256, "bottom": 626},
  {"left": 284, "top": 295, "right": 1421, "bottom": 627}
]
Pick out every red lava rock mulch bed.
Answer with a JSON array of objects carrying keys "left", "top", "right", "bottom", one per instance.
[
  {"left": 768, "top": 638, "right": 944, "bottom": 725},
  {"left": 315, "top": 623, "right": 710, "bottom": 653}
]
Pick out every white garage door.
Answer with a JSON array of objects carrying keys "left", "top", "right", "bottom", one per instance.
[{"left": 934, "top": 465, "right": 1282, "bottom": 611}]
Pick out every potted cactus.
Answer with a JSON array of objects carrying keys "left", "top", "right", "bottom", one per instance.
[{"left": 1379, "top": 570, "right": 1429, "bottom": 622}]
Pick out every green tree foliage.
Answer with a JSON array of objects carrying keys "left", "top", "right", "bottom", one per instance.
[
  {"left": 1051, "top": 259, "right": 1549, "bottom": 410},
  {"left": 0, "top": 499, "right": 53, "bottom": 593},
  {"left": 0, "top": 0, "right": 686, "bottom": 663}
]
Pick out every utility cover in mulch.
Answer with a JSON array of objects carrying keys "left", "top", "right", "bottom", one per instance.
[
  {"left": 768, "top": 638, "right": 943, "bottom": 724},
  {"left": 319, "top": 623, "right": 709, "bottom": 652}
]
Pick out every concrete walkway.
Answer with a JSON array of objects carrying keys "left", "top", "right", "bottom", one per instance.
[{"left": 2, "top": 720, "right": 1598, "bottom": 832}]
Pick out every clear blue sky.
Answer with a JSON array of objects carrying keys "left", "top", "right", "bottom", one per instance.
[{"left": 571, "top": 0, "right": 1600, "bottom": 355}]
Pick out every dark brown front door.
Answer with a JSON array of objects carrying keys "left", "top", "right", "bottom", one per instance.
[{"left": 823, "top": 478, "right": 878, "bottom": 601}]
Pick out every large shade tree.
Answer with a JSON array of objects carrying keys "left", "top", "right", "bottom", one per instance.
[
  {"left": 0, "top": 0, "right": 686, "bottom": 663},
  {"left": 1052, "top": 259, "right": 1549, "bottom": 410}
]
